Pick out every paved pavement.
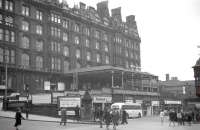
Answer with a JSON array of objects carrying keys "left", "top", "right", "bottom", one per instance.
[
  {"left": 0, "top": 114, "right": 200, "bottom": 130},
  {"left": 0, "top": 109, "right": 96, "bottom": 124}
]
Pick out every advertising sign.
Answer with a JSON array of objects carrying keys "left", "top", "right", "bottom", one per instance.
[
  {"left": 151, "top": 101, "right": 159, "bottom": 106},
  {"left": 164, "top": 100, "right": 181, "bottom": 104},
  {"left": 32, "top": 94, "right": 51, "bottom": 104},
  {"left": 59, "top": 97, "right": 80, "bottom": 108},
  {"left": 44, "top": 81, "right": 50, "bottom": 90},
  {"left": 93, "top": 96, "right": 112, "bottom": 103},
  {"left": 58, "top": 82, "right": 65, "bottom": 91},
  {"left": 52, "top": 92, "right": 64, "bottom": 104}
]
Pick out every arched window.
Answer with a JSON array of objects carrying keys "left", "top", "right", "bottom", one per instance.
[
  {"left": 96, "top": 53, "right": 101, "bottom": 63},
  {"left": 22, "top": 21, "right": 29, "bottom": 31},
  {"left": 76, "top": 62, "right": 81, "bottom": 68},
  {"left": 75, "top": 36, "right": 79, "bottom": 44},
  {"left": 76, "top": 49, "right": 80, "bottom": 59},
  {"left": 21, "top": 53, "right": 29, "bottom": 67},
  {"left": 36, "top": 56, "right": 43, "bottom": 70},
  {"left": 63, "top": 32, "right": 68, "bottom": 42},
  {"left": 64, "top": 60, "right": 69, "bottom": 73},
  {"left": 22, "top": 36, "right": 29, "bottom": 49},
  {"left": 105, "top": 55, "right": 109, "bottom": 64},
  {"left": 86, "top": 51, "right": 91, "bottom": 61},
  {"left": 63, "top": 46, "right": 69, "bottom": 57}
]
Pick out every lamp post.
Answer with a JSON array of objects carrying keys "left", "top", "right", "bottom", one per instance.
[
  {"left": 3, "top": 64, "right": 8, "bottom": 111},
  {"left": 130, "top": 65, "right": 135, "bottom": 90},
  {"left": 111, "top": 70, "right": 114, "bottom": 103},
  {"left": 2, "top": 54, "right": 8, "bottom": 111},
  {"left": 5, "top": 64, "right": 7, "bottom": 101},
  {"left": 122, "top": 71, "right": 124, "bottom": 102}
]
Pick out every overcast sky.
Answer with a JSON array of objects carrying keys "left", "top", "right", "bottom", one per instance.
[{"left": 63, "top": 0, "right": 200, "bottom": 81}]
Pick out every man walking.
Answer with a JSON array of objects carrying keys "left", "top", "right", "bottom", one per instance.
[
  {"left": 169, "top": 109, "right": 176, "bottom": 127},
  {"left": 75, "top": 105, "right": 80, "bottom": 121},
  {"left": 14, "top": 108, "right": 25, "bottom": 130},
  {"left": 60, "top": 108, "right": 67, "bottom": 126},
  {"left": 111, "top": 109, "right": 120, "bottom": 130},
  {"left": 121, "top": 109, "right": 128, "bottom": 124}
]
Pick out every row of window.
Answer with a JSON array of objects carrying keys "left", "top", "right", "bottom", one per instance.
[
  {"left": 0, "top": 28, "right": 15, "bottom": 42},
  {"left": 0, "top": 48, "right": 15, "bottom": 64},
  {"left": 21, "top": 35, "right": 43, "bottom": 51},
  {"left": 116, "top": 57, "right": 140, "bottom": 69},
  {"left": 115, "top": 36, "right": 139, "bottom": 50},
  {"left": 21, "top": 53, "right": 43, "bottom": 70},
  {"left": 19, "top": 35, "right": 109, "bottom": 55},
  {"left": 22, "top": 4, "right": 43, "bottom": 21},
  {"left": 22, "top": 21, "right": 43, "bottom": 35},
  {"left": 9, "top": 52, "right": 109, "bottom": 72},
  {"left": 0, "top": 0, "right": 13, "bottom": 12},
  {"left": 1, "top": 1, "right": 135, "bottom": 48}
]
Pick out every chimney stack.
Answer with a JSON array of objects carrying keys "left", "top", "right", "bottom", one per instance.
[{"left": 166, "top": 74, "right": 169, "bottom": 81}]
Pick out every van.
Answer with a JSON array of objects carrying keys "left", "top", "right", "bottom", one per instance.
[{"left": 111, "top": 102, "right": 142, "bottom": 118}]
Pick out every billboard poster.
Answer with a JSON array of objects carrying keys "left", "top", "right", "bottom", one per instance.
[
  {"left": 32, "top": 94, "right": 51, "bottom": 104},
  {"left": 59, "top": 97, "right": 80, "bottom": 108}
]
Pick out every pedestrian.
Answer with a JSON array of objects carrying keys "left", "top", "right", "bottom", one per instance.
[
  {"left": 111, "top": 109, "right": 120, "bottom": 130},
  {"left": 14, "top": 107, "right": 25, "bottom": 130},
  {"left": 25, "top": 102, "right": 29, "bottom": 119},
  {"left": 99, "top": 107, "right": 103, "bottom": 128},
  {"left": 187, "top": 111, "right": 192, "bottom": 126},
  {"left": 160, "top": 110, "right": 165, "bottom": 125},
  {"left": 121, "top": 109, "right": 128, "bottom": 124},
  {"left": 60, "top": 108, "right": 67, "bottom": 126},
  {"left": 180, "top": 110, "right": 185, "bottom": 125},
  {"left": 177, "top": 111, "right": 182, "bottom": 125},
  {"left": 75, "top": 105, "right": 80, "bottom": 121},
  {"left": 104, "top": 108, "right": 112, "bottom": 130},
  {"left": 169, "top": 109, "right": 176, "bottom": 127}
]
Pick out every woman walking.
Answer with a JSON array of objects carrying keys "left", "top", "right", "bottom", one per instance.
[{"left": 14, "top": 108, "right": 25, "bottom": 130}]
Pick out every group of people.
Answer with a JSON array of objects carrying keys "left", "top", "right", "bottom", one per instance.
[
  {"left": 95, "top": 107, "right": 128, "bottom": 130},
  {"left": 160, "top": 109, "right": 199, "bottom": 127}
]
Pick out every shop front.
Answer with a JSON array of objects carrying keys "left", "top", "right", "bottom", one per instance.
[
  {"left": 92, "top": 95, "right": 112, "bottom": 110},
  {"left": 151, "top": 100, "right": 160, "bottom": 115}
]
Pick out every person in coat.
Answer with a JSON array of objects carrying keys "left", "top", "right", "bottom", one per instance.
[
  {"left": 60, "top": 108, "right": 67, "bottom": 126},
  {"left": 14, "top": 108, "right": 25, "bottom": 130},
  {"left": 111, "top": 109, "right": 120, "bottom": 130},
  {"left": 75, "top": 105, "right": 80, "bottom": 121},
  {"left": 121, "top": 109, "right": 128, "bottom": 124},
  {"left": 103, "top": 108, "right": 112, "bottom": 130}
]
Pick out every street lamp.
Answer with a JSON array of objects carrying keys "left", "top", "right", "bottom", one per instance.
[
  {"left": 2, "top": 54, "right": 8, "bottom": 111},
  {"left": 122, "top": 71, "right": 124, "bottom": 102},
  {"left": 111, "top": 70, "right": 114, "bottom": 103},
  {"left": 130, "top": 65, "right": 135, "bottom": 90}
]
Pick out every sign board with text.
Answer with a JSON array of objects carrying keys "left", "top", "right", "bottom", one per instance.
[
  {"left": 59, "top": 97, "right": 80, "bottom": 108},
  {"left": 93, "top": 96, "right": 112, "bottom": 103}
]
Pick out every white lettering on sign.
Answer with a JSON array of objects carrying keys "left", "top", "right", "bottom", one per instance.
[
  {"left": 93, "top": 96, "right": 112, "bottom": 103},
  {"left": 164, "top": 100, "right": 181, "bottom": 104},
  {"left": 59, "top": 97, "right": 80, "bottom": 108},
  {"left": 151, "top": 101, "right": 159, "bottom": 106}
]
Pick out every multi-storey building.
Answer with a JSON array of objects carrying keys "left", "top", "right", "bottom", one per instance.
[{"left": 0, "top": 0, "right": 159, "bottom": 113}]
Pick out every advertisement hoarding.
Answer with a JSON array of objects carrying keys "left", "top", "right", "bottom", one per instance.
[{"left": 59, "top": 97, "right": 80, "bottom": 108}]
